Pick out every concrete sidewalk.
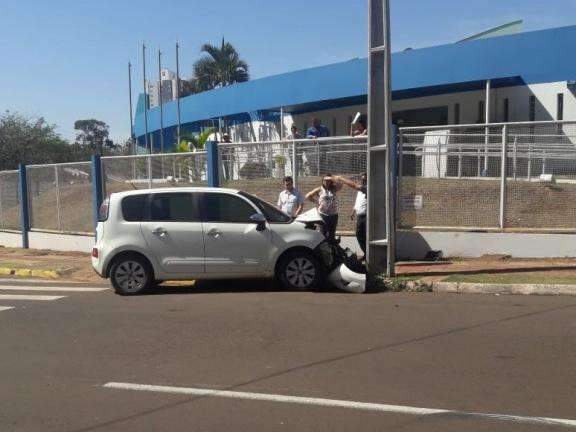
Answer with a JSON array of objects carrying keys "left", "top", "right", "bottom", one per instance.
[{"left": 2, "top": 246, "right": 576, "bottom": 294}]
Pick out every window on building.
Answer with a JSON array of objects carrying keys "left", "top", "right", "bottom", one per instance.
[
  {"left": 529, "top": 95, "right": 536, "bottom": 121},
  {"left": 477, "top": 100, "right": 485, "bottom": 123},
  {"left": 503, "top": 98, "right": 509, "bottom": 122},
  {"left": 557, "top": 93, "right": 564, "bottom": 120},
  {"left": 454, "top": 103, "right": 460, "bottom": 125}
]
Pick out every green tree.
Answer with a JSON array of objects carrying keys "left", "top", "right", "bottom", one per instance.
[
  {"left": 192, "top": 39, "right": 249, "bottom": 92},
  {"left": 173, "top": 127, "right": 216, "bottom": 182},
  {"left": 74, "top": 119, "right": 115, "bottom": 155},
  {"left": 0, "top": 111, "right": 91, "bottom": 170}
]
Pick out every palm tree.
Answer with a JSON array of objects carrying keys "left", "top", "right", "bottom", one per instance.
[
  {"left": 173, "top": 127, "right": 216, "bottom": 182},
  {"left": 193, "top": 38, "right": 249, "bottom": 92}
]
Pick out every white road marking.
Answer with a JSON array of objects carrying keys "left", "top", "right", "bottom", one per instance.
[
  {"left": 0, "top": 286, "right": 107, "bottom": 292},
  {"left": 0, "top": 294, "right": 65, "bottom": 301},
  {"left": 0, "top": 306, "right": 14, "bottom": 312},
  {"left": 103, "top": 382, "right": 576, "bottom": 428}
]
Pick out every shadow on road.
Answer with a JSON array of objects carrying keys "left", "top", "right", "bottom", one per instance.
[{"left": 142, "top": 279, "right": 347, "bottom": 296}]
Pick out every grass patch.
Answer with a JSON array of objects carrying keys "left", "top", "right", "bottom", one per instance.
[
  {"left": 372, "top": 275, "right": 431, "bottom": 293},
  {"left": 443, "top": 272, "right": 576, "bottom": 285}
]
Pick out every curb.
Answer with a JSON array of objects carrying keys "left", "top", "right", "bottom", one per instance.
[
  {"left": 0, "top": 266, "right": 60, "bottom": 279},
  {"left": 431, "top": 281, "right": 576, "bottom": 296}
]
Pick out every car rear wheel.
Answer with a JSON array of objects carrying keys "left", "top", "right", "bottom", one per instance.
[
  {"left": 277, "top": 250, "right": 323, "bottom": 291},
  {"left": 110, "top": 255, "right": 153, "bottom": 296}
]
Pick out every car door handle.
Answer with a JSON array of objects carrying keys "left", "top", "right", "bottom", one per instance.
[
  {"left": 152, "top": 227, "right": 168, "bottom": 238},
  {"left": 207, "top": 228, "right": 222, "bottom": 239}
]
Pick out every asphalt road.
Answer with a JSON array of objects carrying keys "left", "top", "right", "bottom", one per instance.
[{"left": 1, "top": 278, "right": 575, "bottom": 432}]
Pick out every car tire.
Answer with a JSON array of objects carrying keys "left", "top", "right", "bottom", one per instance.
[
  {"left": 277, "top": 250, "right": 323, "bottom": 291},
  {"left": 109, "top": 254, "right": 154, "bottom": 296}
]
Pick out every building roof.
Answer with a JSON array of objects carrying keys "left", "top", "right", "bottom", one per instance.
[{"left": 135, "top": 25, "right": 576, "bottom": 137}]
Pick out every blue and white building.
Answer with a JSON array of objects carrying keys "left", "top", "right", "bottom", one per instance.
[{"left": 134, "top": 24, "right": 576, "bottom": 150}]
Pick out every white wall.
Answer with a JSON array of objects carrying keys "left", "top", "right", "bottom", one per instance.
[{"left": 28, "top": 231, "right": 94, "bottom": 253}]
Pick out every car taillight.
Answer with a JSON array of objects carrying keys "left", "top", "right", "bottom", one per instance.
[
  {"left": 98, "top": 198, "right": 109, "bottom": 222},
  {"left": 91, "top": 248, "right": 99, "bottom": 258}
]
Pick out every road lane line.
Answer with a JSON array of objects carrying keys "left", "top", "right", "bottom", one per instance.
[
  {"left": 103, "top": 382, "right": 576, "bottom": 428},
  {"left": 0, "top": 294, "right": 65, "bottom": 301},
  {"left": 0, "top": 306, "right": 14, "bottom": 312},
  {"left": 0, "top": 286, "right": 107, "bottom": 292}
]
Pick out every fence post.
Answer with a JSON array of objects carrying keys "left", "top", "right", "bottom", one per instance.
[
  {"left": 396, "top": 130, "right": 403, "bottom": 225},
  {"left": 292, "top": 140, "right": 298, "bottom": 187},
  {"left": 55, "top": 166, "right": 61, "bottom": 231},
  {"left": 91, "top": 155, "right": 103, "bottom": 233},
  {"left": 499, "top": 125, "right": 507, "bottom": 230},
  {"left": 206, "top": 141, "right": 220, "bottom": 187},
  {"left": 147, "top": 155, "right": 153, "bottom": 188},
  {"left": 18, "top": 163, "right": 29, "bottom": 249}
]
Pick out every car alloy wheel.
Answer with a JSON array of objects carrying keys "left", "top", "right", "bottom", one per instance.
[
  {"left": 285, "top": 257, "right": 316, "bottom": 289},
  {"left": 113, "top": 260, "right": 147, "bottom": 294}
]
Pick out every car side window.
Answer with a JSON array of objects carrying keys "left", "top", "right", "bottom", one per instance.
[
  {"left": 202, "top": 193, "right": 257, "bottom": 223},
  {"left": 121, "top": 194, "right": 148, "bottom": 222},
  {"left": 149, "top": 193, "right": 200, "bottom": 222}
]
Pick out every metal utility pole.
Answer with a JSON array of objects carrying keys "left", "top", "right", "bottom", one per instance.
[
  {"left": 176, "top": 42, "right": 182, "bottom": 146},
  {"left": 142, "top": 43, "right": 150, "bottom": 153},
  {"left": 158, "top": 49, "right": 165, "bottom": 154},
  {"left": 128, "top": 61, "right": 135, "bottom": 154},
  {"left": 367, "top": 0, "right": 395, "bottom": 278}
]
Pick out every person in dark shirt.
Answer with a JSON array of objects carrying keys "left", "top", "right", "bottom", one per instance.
[{"left": 306, "top": 118, "right": 330, "bottom": 138}]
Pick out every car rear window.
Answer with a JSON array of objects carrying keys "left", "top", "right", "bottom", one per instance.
[
  {"left": 149, "top": 193, "right": 200, "bottom": 222},
  {"left": 121, "top": 194, "right": 148, "bottom": 222}
]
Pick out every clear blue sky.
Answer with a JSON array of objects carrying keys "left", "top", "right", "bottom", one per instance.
[{"left": 1, "top": 0, "right": 575, "bottom": 143}]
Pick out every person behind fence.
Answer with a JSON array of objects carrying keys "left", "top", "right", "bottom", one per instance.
[
  {"left": 307, "top": 118, "right": 330, "bottom": 173},
  {"left": 350, "top": 113, "right": 368, "bottom": 136},
  {"left": 287, "top": 124, "right": 302, "bottom": 140},
  {"left": 220, "top": 133, "right": 233, "bottom": 180},
  {"left": 306, "top": 174, "right": 342, "bottom": 240},
  {"left": 277, "top": 176, "right": 304, "bottom": 217},
  {"left": 306, "top": 117, "right": 330, "bottom": 139},
  {"left": 339, "top": 173, "right": 367, "bottom": 259}
]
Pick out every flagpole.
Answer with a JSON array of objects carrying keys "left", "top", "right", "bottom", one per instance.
[
  {"left": 176, "top": 41, "right": 182, "bottom": 146},
  {"left": 128, "top": 61, "right": 135, "bottom": 154},
  {"left": 142, "top": 43, "right": 150, "bottom": 153},
  {"left": 158, "top": 49, "right": 164, "bottom": 154}
]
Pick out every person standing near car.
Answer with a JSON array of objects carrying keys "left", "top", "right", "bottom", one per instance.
[
  {"left": 306, "top": 174, "right": 342, "bottom": 240},
  {"left": 277, "top": 176, "right": 304, "bottom": 217},
  {"left": 339, "top": 173, "right": 367, "bottom": 259}
]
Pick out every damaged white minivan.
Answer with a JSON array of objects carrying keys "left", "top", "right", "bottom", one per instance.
[{"left": 92, "top": 188, "right": 365, "bottom": 295}]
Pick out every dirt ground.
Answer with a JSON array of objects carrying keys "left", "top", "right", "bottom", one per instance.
[{"left": 2, "top": 246, "right": 576, "bottom": 285}]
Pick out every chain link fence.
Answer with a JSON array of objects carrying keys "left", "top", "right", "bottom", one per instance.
[
  {"left": 101, "top": 151, "right": 208, "bottom": 196},
  {"left": 219, "top": 137, "right": 367, "bottom": 232},
  {"left": 0, "top": 171, "right": 20, "bottom": 231},
  {"left": 398, "top": 121, "right": 576, "bottom": 230},
  {"left": 26, "top": 162, "right": 93, "bottom": 234},
  {"left": 2, "top": 122, "right": 575, "bottom": 237}
]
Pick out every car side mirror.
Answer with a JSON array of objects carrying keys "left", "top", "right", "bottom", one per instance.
[{"left": 250, "top": 213, "right": 267, "bottom": 231}]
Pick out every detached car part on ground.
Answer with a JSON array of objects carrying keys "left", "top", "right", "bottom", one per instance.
[
  {"left": 92, "top": 188, "right": 366, "bottom": 295},
  {"left": 296, "top": 209, "right": 367, "bottom": 293}
]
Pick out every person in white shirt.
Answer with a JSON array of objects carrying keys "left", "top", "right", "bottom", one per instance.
[
  {"left": 277, "top": 176, "right": 304, "bottom": 217},
  {"left": 340, "top": 173, "right": 367, "bottom": 258}
]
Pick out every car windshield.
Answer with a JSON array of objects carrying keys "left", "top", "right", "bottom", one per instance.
[{"left": 239, "top": 192, "right": 292, "bottom": 223}]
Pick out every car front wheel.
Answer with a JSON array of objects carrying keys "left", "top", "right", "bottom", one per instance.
[
  {"left": 277, "top": 250, "right": 323, "bottom": 291},
  {"left": 110, "top": 255, "right": 153, "bottom": 296}
]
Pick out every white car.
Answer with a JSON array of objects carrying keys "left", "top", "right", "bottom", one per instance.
[{"left": 92, "top": 188, "right": 337, "bottom": 295}]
